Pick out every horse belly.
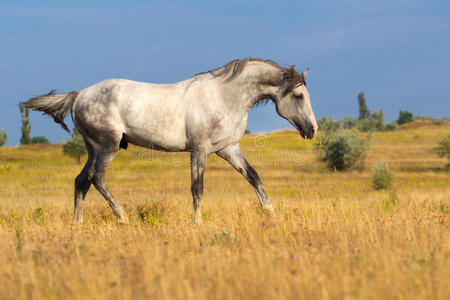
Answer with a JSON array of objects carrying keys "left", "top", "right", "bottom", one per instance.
[
  {"left": 121, "top": 105, "right": 188, "bottom": 151},
  {"left": 124, "top": 124, "right": 187, "bottom": 151}
]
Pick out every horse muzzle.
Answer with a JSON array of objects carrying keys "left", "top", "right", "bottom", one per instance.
[{"left": 293, "top": 119, "right": 316, "bottom": 140}]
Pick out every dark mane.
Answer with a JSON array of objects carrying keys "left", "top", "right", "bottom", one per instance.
[{"left": 196, "top": 58, "right": 306, "bottom": 88}]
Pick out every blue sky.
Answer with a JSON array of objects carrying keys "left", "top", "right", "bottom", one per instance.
[{"left": 1, "top": 0, "right": 449, "bottom": 145}]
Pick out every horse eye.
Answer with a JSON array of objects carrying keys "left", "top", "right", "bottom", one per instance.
[{"left": 294, "top": 93, "right": 304, "bottom": 100}]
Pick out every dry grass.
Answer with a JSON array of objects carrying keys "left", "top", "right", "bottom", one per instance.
[{"left": 0, "top": 122, "right": 449, "bottom": 299}]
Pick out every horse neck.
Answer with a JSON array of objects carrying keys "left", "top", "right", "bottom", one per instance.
[{"left": 230, "top": 64, "right": 281, "bottom": 111}]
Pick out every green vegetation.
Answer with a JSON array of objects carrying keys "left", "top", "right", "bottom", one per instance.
[
  {"left": 315, "top": 130, "right": 369, "bottom": 171},
  {"left": 318, "top": 93, "right": 447, "bottom": 134},
  {"left": 342, "top": 117, "right": 358, "bottom": 129},
  {"left": 397, "top": 110, "right": 414, "bottom": 125},
  {"left": 62, "top": 128, "right": 87, "bottom": 163},
  {"left": 384, "top": 121, "right": 398, "bottom": 131},
  {"left": 317, "top": 117, "right": 341, "bottom": 133},
  {"left": 19, "top": 105, "right": 31, "bottom": 145},
  {"left": 372, "top": 161, "right": 394, "bottom": 190},
  {"left": 30, "top": 136, "right": 50, "bottom": 144},
  {"left": 433, "top": 134, "right": 450, "bottom": 168},
  {"left": 358, "top": 92, "right": 370, "bottom": 120},
  {"left": 0, "top": 129, "right": 6, "bottom": 147}
]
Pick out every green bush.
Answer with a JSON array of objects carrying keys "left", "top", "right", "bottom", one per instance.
[
  {"left": 63, "top": 128, "right": 87, "bottom": 164},
  {"left": 315, "top": 130, "right": 369, "bottom": 171},
  {"left": 431, "top": 117, "right": 450, "bottom": 125},
  {"left": 31, "top": 136, "right": 50, "bottom": 144},
  {"left": 414, "top": 116, "right": 450, "bottom": 125},
  {"left": 317, "top": 117, "right": 341, "bottom": 132},
  {"left": 433, "top": 134, "right": 450, "bottom": 168},
  {"left": 357, "top": 118, "right": 374, "bottom": 132},
  {"left": 0, "top": 129, "right": 7, "bottom": 147},
  {"left": 342, "top": 117, "right": 358, "bottom": 129},
  {"left": 384, "top": 121, "right": 398, "bottom": 131},
  {"left": 397, "top": 110, "right": 414, "bottom": 125},
  {"left": 370, "top": 110, "right": 385, "bottom": 131},
  {"left": 137, "top": 203, "right": 170, "bottom": 227},
  {"left": 357, "top": 110, "right": 385, "bottom": 132},
  {"left": 372, "top": 161, "right": 394, "bottom": 190}
]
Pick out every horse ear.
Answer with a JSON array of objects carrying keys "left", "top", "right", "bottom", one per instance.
[
  {"left": 302, "top": 68, "right": 310, "bottom": 78},
  {"left": 288, "top": 65, "right": 296, "bottom": 77}
]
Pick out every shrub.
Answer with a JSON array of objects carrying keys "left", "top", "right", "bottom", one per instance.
[
  {"left": 317, "top": 117, "right": 341, "bottom": 132},
  {"left": 63, "top": 128, "right": 87, "bottom": 164},
  {"left": 342, "top": 117, "right": 358, "bottom": 129},
  {"left": 370, "top": 110, "right": 385, "bottom": 131},
  {"left": 357, "top": 110, "right": 385, "bottom": 132},
  {"left": 397, "top": 110, "right": 414, "bottom": 125},
  {"left": 384, "top": 121, "right": 398, "bottom": 131},
  {"left": 315, "top": 130, "right": 369, "bottom": 171},
  {"left": 414, "top": 116, "right": 450, "bottom": 125},
  {"left": 372, "top": 161, "right": 394, "bottom": 190},
  {"left": 31, "top": 136, "right": 50, "bottom": 144},
  {"left": 357, "top": 118, "right": 374, "bottom": 132},
  {"left": 0, "top": 129, "right": 7, "bottom": 147},
  {"left": 431, "top": 117, "right": 450, "bottom": 125},
  {"left": 432, "top": 134, "right": 450, "bottom": 168},
  {"left": 382, "top": 191, "right": 399, "bottom": 212},
  {"left": 137, "top": 203, "right": 169, "bottom": 227}
]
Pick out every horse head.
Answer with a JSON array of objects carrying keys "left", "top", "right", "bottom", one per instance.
[{"left": 274, "top": 66, "right": 318, "bottom": 139}]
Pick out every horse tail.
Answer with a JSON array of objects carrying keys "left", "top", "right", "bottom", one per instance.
[{"left": 20, "top": 90, "right": 79, "bottom": 133}]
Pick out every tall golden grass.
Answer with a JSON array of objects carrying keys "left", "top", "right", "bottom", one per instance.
[{"left": 0, "top": 121, "right": 449, "bottom": 299}]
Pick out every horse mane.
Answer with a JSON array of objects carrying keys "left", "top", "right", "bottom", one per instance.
[
  {"left": 197, "top": 58, "right": 276, "bottom": 79},
  {"left": 196, "top": 58, "right": 307, "bottom": 107},
  {"left": 197, "top": 58, "right": 306, "bottom": 87}
]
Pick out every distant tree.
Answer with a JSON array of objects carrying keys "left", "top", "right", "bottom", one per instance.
[
  {"left": 397, "top": 110, "right": 414, "bottom": 125},
  {"left": 245, "top": 129, "right": 251, "bottom": 134},
  {"left": 20, "top": 105, "right": 31, "bottom": 145},
  {"left": 358, "top": 92, "right": 370, "bottom": 120},
  {"left": 63, "top": 128, "right": 87, "bottom": 164},
  {"left": 0, "top": 128, "right": 7, "bottom": 147},
  {"left": 317, "top": 117, "right": 341, "bottom": 132},
  {"left": 31, "top": 136, "right": 50, "bottom": 144}
]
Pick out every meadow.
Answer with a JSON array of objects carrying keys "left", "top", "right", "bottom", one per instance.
[{"left": 0, "top": 121, "right": 449, "bottom": 299}]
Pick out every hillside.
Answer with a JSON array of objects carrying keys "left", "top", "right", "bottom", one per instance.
[{"left": 0, "top": 121, "right": 449, "bottom": 299}]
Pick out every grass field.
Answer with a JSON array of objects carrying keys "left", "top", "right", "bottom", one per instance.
[{"left": 0, "top": 121, "right": 449, "bottom": 299}]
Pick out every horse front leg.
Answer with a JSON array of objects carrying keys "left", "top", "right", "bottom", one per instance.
[
  {"left": 190, "top": 150, "right": 206, "bottom": 224},
  {"left": 216, "top": 144, "right": 275, "bottom": 214}
]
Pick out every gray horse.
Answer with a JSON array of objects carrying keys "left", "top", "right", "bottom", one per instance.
[{"left": 22, "top": 58, "right": 318, "bottom": 224}]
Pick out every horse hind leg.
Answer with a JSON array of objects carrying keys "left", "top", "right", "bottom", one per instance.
[
  {"left": 73, "top": 140, "right": 95, "bottom": 224},
  {"left": 92, "top": 151, "right": 129, "bottom": 224}
]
